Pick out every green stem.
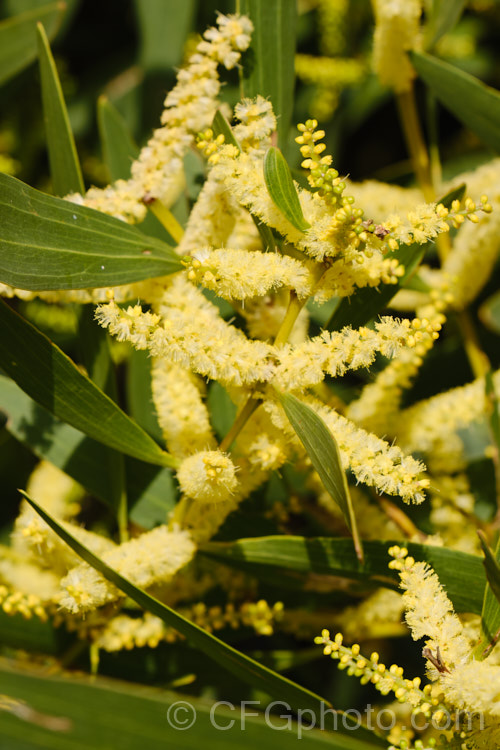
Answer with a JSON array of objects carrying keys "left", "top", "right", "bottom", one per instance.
[
  {"left": 147, "top": 199, "right": 184, "bottom": 244},
  {"left": 396, "top": 87, "right": 433, "bottom": 201},
  {"left": 219, "top": 396, "right": 260, "bottom": 452},
  {"left": 273, "top": 291, "right": 306, "bottom": 347}
]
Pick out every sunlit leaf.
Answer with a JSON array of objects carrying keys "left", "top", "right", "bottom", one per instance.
[
  {"left": 0, "top": 301, "right": 176, "bottom": 468},
  {"left": 37, "top": 22, "right": 84, "bottom": 196},
  {"left": 264, "top": 148, "right": 310, "bottom": 232},
  {"left": 0, "top": 174, "right": 182, "bottom": 290},
  {"left": 278, "top": 394, "right": 363, "bottom": 562}
]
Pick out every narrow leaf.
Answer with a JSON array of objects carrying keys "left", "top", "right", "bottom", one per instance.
[
  {"left": 0, "top": 375, "right": 176, "bottom": 523},
  {"left": 211, "top": 109, "right": 240, "bottom": 150},
  {"left": 424, "top": 0, "right": 467, "bottom": 50},
  {"left": 201, "top": 536, "right": 485, "bottom": 614},
  {"left": 0, "top": 2, "right": 65, "bottom": 86},
  {"left": 278, "top": 394, "right": 363, "bottom": 562},
  {"left": 133, "top": 0, "right": 196, "bottom": 71},
  {"left": 326, "top": 244, "right": 424, "bottom": 331},
  {"left": 37, "top": 22, "right": 84, "bottom": 196},
  {"left": 0, "top": 173, "right": 182, "bottom": 291},
  {"left": 411, "top": 50, "right": 500, "bottom": 153},
  {"left": 478, "top": 531, "right": 500, "bottom": 605},
  {"left": 240, "top": 0, "right": 296, "bottom": 149},
  {"left": 22, "top": 494, "right": 384, "bottom": 745},
  {"left": 327, "top": 183, "right": 461, "bottom": 331},
  {"left": 211, "top": 111, "right": 276, "bottom": 250},
  {"left": 264, "top": 148, "right": 310, "bottom": 232},
  {"left": 438, "top": 182, "right": 466, "bottom": 208},
  {"left": 0, "top": 300, "right": 175, "bottom": 468},
  {"left": 479, "top": 290, "right": 500, "bottom": 335},
  {"left": 475, "top": 530, "right": 500, "bottom": 659},
  {"left": 97, "top": 95, "right": 139, "bottom": 182},
  {"left": 0, "top": 664, "right": 383, "bottom": 750}
]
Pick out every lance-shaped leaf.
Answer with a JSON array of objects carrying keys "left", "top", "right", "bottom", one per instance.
[
  {"left": 133, "top": 0, "right": 196, "bottom": 72},
  {"left": 200, "top": 536, "right": 485, "bottom": 614},
  {"left": 326, "top": 184, "right": 462, "bottom": 331},
  {"left": 21, "top": 493, "right": 385, "bottom": 746},
  {"left": 474, "top": 377, "right": 500, "bottom": 659},
  {"left": 424, "top": 0, "right": 467, "bottom": 50},
  {"left": 97, "top": 95, "right": 139, "bottom": 182},
  {"left": 240, "top": 0, "right": 296, "bottom": 149},
  {"left": 37, "top": 22, "right": 84, "bottom": 197},
  {"left": 278, "top": 393, "right": 363, "bottom": 562},
  {"left": 264, "top": 148, "right": 310, "bottom": 232},
  {"left": 0, "top": 300, "right": 176, "bottom": 468},
  {"left": 0, "top": 664, "right": 385, "bottom": 750},
  {"left": 0, "top": 174, "right": 182, "bottom": 291},
  {"left": 411, "top": 51, "right": 500, "bottom": 153},
  {"left": 212, "top": 110, "right": 276, "bottom": 251},
  {"left": 0, "top": 2, "right": 65, "bottom": 86}
]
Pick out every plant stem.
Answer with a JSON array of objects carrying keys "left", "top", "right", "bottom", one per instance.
[
  {"left": 274, "top": 291, "right": 306, "bottom": 347},
  {"left": 219, "top": 396, "right": 260, "bottom": 452},
  {"left": 396, "top": 87, "right": 433, "bottom": 201},
  {"left": 148, "top": 200, "right": 185, "bottom": 243}
]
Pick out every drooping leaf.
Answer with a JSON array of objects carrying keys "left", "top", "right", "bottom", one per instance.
[
  {"left": 97, "top": 95, "right": 139, "bottom": 182},
  {"left": 200, "top": 536, "right": 484, "bottom": 615},
  {"left": 264, "top": 147, "right": 310, "bottom": 232},
  {"left": 424, "top": 0, "right": 467, "bottom": 50},
  {"left": 478, "top": 531, "right": 500, "bottom": 606},
  {"left": 21, "top": 494, "right": 385, "bottom": 746},
  {"left": 0, "top": 663, "right": 383, "bottom": 750},
  {"left": 411, "top": 50, "right": 500, "bottom": 153},
  {"left": 126, "top": 349, "right": 164, "bottom": 444},
  {"left": 133, "top": 0, "right": 197, "bottom": 71},
  {"left": 0, "top": 374, "right": 176, "bottom": 523},
  {"left": 0, "top": 2, "right": 65, "bottom": 86},
  {"left": 37, "top": 23, "right": 84, "bottom": 196},
  {"left": 0, "top": 300, "right": 175, "bottom": 468},
  {"left": 278, "top": 394, "right": 363, "bottom": 562},
  {"left": 240, "top": 0, "right": 296, "bottom": 149},
  {"left": 0, "top": 174, "right": 182, "bottom": 291}
]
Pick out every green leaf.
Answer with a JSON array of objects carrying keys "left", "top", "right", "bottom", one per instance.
[
  {"left": 475, "top": 531, "right": 500, "bottom": 659},
  {"left": 424, "top": 0, "right": 467, "bottom": 50},
  {"left": 264, "top": 148, "right": 310, "bottom": 232},
  {"left": 21, "top": 494, "right": 384, "bottom": 746},
  {"left": 326, "top": 244, "right": 424, "bottom": 331},
  {"left": 240, "top": 0, "right": 296, "bottom": 149},
  {"left": 126, "top": 349, "right": 164, "bottom": 444},
  {"left": 201, "top": 536, "right": 485, "bottom": 615},
  {"left": 278, "top": 394, "right": 363, "bottom": 562},
  {"left": 37, "top": 22, "right": 84, "bottom": 196},
  {"left": 479, "top": 290, "right": 500, "bottom": 335},
  {"left": 133, "top": 0, "right": 196, "bottom": 71},
  {"left": 0, "top": 173, "right": 183, "bottom": 291},
  {"left": 411, "top": 50, "right": 500, "bottom": 153},
  {"left": 437, "top": 181, "right": 466, "bottom": 208},
  {"left": 97, "top": 95, "right": 139, "bottom": 182},
  {"left": 0, "top": 300, "right": 176, "bottom": 468},
  {"left": 211, "top": 109, "right": 240, "bottom": 150},
  {"left": 211, "top": 111, "right": 276, "bottom": 251},
  {"left": 76, "top": 305, "right": 127, "bottom": 534},
  {"left": 0, "top": 2, "right": 65, "bottom": 86},
  {"left": 0, "top": 663, "right": 383, "bottom": 750},
  {"left": 478, "top": 531, "right": 500, "bottom": 605},
  {"left": 0, "top": 374, "right": 176, "bottom": 524}
]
